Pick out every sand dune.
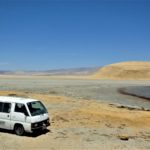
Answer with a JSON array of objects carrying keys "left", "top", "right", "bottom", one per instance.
[{"left": 93, "top": 61, "right": 150, "bottom": 80}]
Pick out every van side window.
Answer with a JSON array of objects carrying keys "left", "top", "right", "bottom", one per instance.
[
  {"left": 3, "top": 103, "right": 11, "bottom": 113},
  {"left": 15, "top": 103, "right": 29, "bottom": 116},
  {"left": 0, "top": 102, "right": 3, "bottom": 112},
  {"left": 0, "top": 102, "right": 11, "bottom": 113}
]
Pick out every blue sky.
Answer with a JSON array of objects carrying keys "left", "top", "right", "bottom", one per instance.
[{"left": 0, "top": 0, "right": 150, "bottom": 70}]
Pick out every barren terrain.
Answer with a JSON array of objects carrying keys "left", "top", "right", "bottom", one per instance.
[
  {"left": 0, "top": 62, "right": 150, "bottom": 149},
  {"left": 93, "top": 61, "right": 150, "bottom": 80},
  {"left": 0, "top": 76, "right": 150, "bottom": 149},
  {"left": 0, "top": 91, "right": 150, "bottom": 150}
]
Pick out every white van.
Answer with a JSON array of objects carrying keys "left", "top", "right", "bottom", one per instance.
[{"left": 0, "top": 96, "right": 50, "bottom": 135}]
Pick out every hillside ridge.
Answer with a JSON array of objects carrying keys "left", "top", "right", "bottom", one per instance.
[{"left": 93, "top": 61, "right": 150, "bottom": 80}]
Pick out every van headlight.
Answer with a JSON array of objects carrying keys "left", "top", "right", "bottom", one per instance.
[
  {"left": 34, "top": 123, "right": 38, "bottom": 127},
  {"left": 31, "top": 123, "right": 38, "bottom": 128}
]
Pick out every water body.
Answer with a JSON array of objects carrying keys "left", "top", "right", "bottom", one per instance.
[
  {"left": 0, "top": 78, "right": 150, "bottom": 109},
  {"left": 119, "top": 86, "right": 150, "bottom": 100}
]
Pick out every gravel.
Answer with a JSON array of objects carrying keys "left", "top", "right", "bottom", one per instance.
[{"left": 0, "top": 78, "right": 150, "bottom": 109}]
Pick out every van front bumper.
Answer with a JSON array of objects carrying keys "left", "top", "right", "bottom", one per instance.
[{"left": 31, "top": 119, "right": 50, "bottom": 131}]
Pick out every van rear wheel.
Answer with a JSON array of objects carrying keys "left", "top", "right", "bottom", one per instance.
[{"left": 14, "top": 124, "right": 24, "bottom": 136}]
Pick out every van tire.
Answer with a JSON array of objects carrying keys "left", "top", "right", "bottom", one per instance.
[{"left": 14, "top": 124, "right": 24, "bottom": 136}]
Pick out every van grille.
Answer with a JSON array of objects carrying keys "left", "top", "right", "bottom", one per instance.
[{"left": 31, "top": 119, "right": 50, "bottom": 130}]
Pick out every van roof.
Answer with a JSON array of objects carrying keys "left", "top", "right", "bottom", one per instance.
[{"left": 0, "top": 96, "right": 38, "bottom": 104}]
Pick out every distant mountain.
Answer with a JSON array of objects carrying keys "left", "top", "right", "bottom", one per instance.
[
  {"left": 0, "top": 71, "right": 13, "bottom": 74},
  {"left": 0, "top": 67, "right": 100, "bottom": 76},
  {"left": 44, "top": 67, "right": 100, "bottom": 76}
]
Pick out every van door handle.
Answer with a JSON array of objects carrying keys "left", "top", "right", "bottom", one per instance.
[{"left": 7, "top": 115, "right": 9, "bottom": 117}]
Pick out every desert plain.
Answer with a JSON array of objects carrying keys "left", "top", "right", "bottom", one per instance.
[{"left": 0, "top": 62, "right": 150, "bottom": 150}]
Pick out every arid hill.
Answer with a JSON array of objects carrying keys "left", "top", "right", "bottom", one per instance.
[{"left": 93, "top": 61, "right": 150, "bottom": 80}]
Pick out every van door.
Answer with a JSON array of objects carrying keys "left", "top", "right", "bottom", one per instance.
[
  {"left": 11, "top": 103, "right": 29, "bottom": 123},
  {"left": 0, "top": 102, "right": 11, "bottom": 129}
]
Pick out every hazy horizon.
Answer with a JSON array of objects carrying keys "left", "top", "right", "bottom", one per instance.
[{"left": 0, "top": 65, "right": 100, "bottom": 72}]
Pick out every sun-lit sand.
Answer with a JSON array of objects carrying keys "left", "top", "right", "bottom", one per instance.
[
  {"left": 92, "top": 61, "right": 150, "bottom": 80},
  {"left": 0, "top": 61, "right": 150, "bottom": 149},
  {"left": 0, "top": 91, "right": 150, "bottom": 149}
]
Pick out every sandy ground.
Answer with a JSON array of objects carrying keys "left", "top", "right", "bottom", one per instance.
[
  {"left": 93, "top": 61, "right": 150, "bottom": 80},
  {"left": 0, "top": 91, "right": 150, "bottom": 150}
]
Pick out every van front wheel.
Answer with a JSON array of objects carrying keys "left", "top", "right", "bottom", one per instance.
[{"left": 14, "top": 124, "right": 24, "bottom": 136}]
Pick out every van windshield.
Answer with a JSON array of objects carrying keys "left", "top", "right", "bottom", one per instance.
[{"left": 27, "top": 101, "right": 47, "bottom": 116}]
